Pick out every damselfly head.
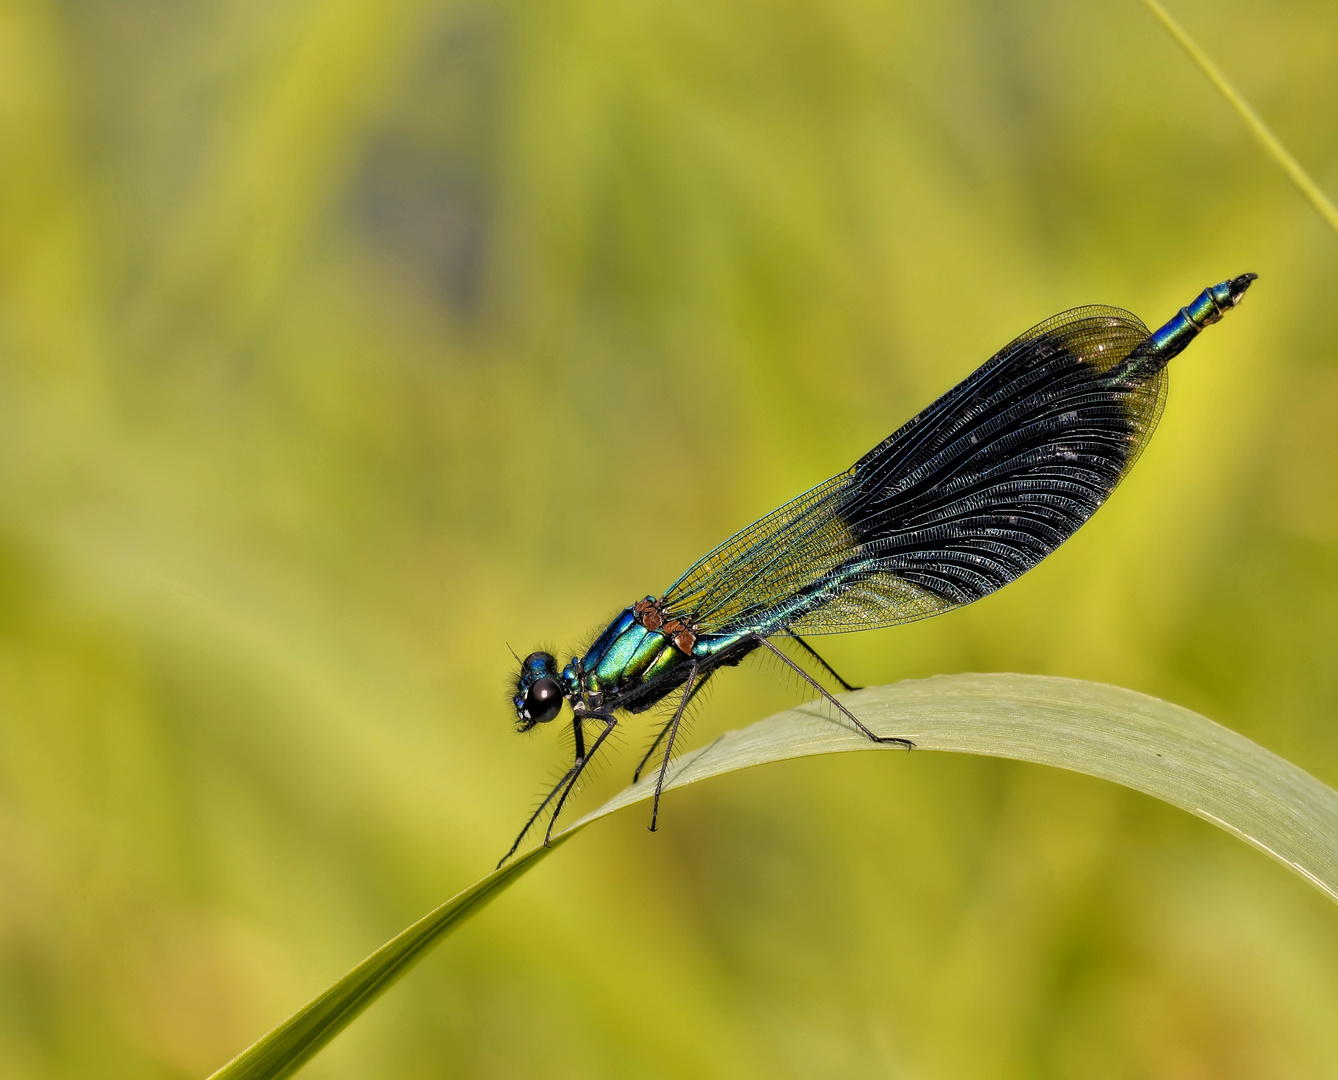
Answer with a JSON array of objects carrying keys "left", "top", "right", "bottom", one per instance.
[{"left": 513, "top": 650, "right": 563, "bottom": 731}]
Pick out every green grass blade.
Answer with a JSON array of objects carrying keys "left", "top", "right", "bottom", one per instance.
[
  {"left": 1139, "top": 0, "right": 1338, "bottom": 238},
  {"left": 579, "top": 674, "right": 1338, "bottom": 901},
  {"left": 209, "top": 674, "right": 1338, "bottom": 1080},
  {"left": 205, "top": 842, "right": 563, "bottom": 1080}
]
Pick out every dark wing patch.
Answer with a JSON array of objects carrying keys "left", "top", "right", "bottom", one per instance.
[{"left": 662, "top": 305, "right": 1162, "bottom": 636}]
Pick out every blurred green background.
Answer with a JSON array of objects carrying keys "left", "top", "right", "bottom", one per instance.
[{"left": 1, "top": 0, "right": 1337, "bottom": 1076}]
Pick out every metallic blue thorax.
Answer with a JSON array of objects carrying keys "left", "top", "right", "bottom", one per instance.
[
  {"left": 562, "top": 601, "right": 685, "bottom": 701},
  {"left": 561, "top": 598, "right": 749, "bottom": 708}
]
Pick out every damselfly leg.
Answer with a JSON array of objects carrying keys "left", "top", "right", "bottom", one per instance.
[
  {"left": 650, "top": 664, "right": 699, "bottom": 831},
  {"left": 791, "top": 634, "right": 861, "bottom": 691},
  {"left": 632, "top": 670, "right": 714, "bottom": 784},
  {"left": 757, "top": 637, "right": 913, "bottom": 748},
  {"left": 543, "top": 714, "right": 617, "bottom": 845},
  {"left": 496, "top": 712, "right": 617, "bottom": 867}
]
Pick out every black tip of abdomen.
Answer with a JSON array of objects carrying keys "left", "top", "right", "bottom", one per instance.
[{"left": 1229, "top": 272, "right": 1258, "bottom": 306}]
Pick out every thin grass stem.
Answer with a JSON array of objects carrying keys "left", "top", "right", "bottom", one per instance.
[{"left": 1140, "top": 0, "right": 1338, "bottom": 237}]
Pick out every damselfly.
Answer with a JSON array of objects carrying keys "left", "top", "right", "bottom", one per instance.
[{"left": 502, "top": 274, "right": 1256, "bottom": 865}]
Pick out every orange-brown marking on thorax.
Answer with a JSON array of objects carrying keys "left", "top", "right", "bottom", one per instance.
[
  {"left": 632, "top": 597, "right": 663, "bottom": 631},
  {"left": 634, "top": 597, "right": 696, "bottom": 654},
  {"left": 662, "top": 618, "right": 697, "bottom": 655}
]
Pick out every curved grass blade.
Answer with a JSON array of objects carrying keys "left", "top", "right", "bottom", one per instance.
[
  {"left": 583, "top": 674, "right": 1338, "bottom": 902},
  {"left": 1139, "top": 0, "right": 1338, "bottom": 237},
  {"left": 205, "top": 842, "right": 564, "bottom": 1080},
  {"left": 209, "top": 674, "right": 1338, "bottom": 1080}
]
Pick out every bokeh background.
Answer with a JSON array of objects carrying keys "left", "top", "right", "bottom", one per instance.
[{"left": 2, "top": 0, "right": 1337, "bottom": 1076}]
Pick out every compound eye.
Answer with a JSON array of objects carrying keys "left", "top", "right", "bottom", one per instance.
[
  {"left": 523, "top": 651, "right": 557, "bottom": 677},
  {"left": 525, "top": 677, "right": 563, "bottom": 724}
]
